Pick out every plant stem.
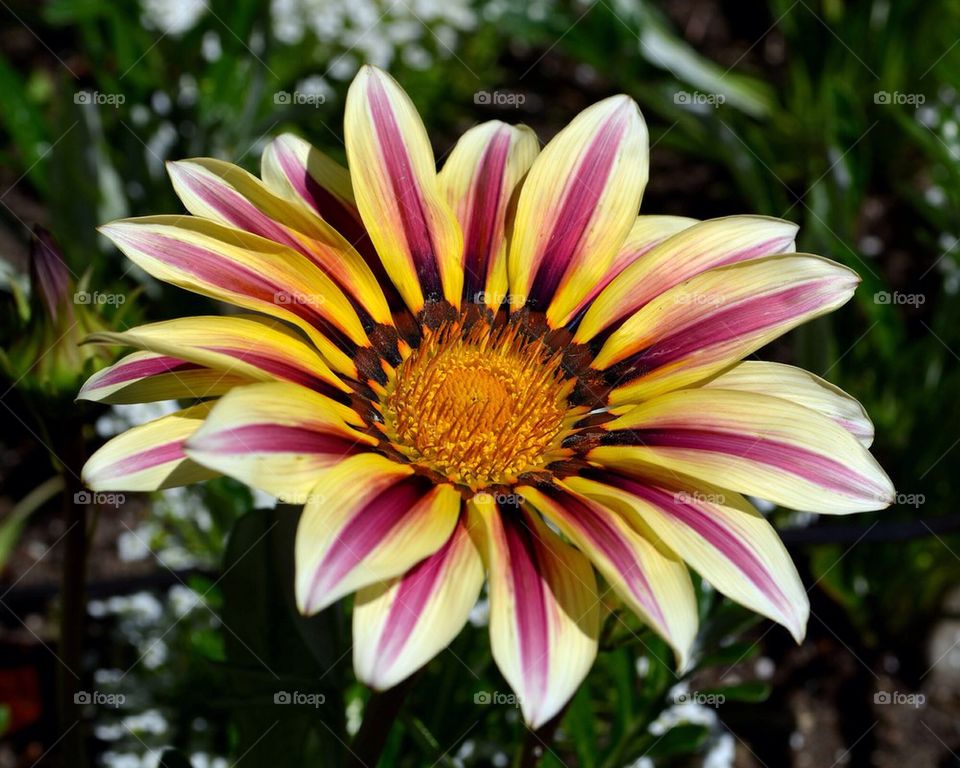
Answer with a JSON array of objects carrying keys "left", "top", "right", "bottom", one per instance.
[
  {"left": 347, "top": 676, "right": 417, "bottom": 767},
  {"left": 54, "top": 419, "right": 89, "bottom": 768}
]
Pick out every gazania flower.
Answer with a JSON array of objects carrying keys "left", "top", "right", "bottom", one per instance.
[{"left": 81, "top": 66, "right": 893, "bottom": 727}]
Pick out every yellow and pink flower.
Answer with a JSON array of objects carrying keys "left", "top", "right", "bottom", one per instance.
[{"left": 81, "top": 66, "right": 893, "bottom": 727}]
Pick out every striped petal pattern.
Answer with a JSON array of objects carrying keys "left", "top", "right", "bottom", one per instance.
[
  {"left": 184, "top": 382, "right": 373, "bottom": 503},
  {"left": 167, "top": 158, "right": 393, "bottom": 326},
  {"left": 99, "top": 216, "right": 368, "bottom": 375},
  {"left": 576, "top": 215, "right": 797, "bottom": 342},
  {"left": 260, "top": 133, "right": 373, "bottom": 258},
  {"left": 345, "top": 66, "right": 464, "bottom": 312},
  {"left": 590, "top": 388, "right": 894, "bottom": 513},
  {"left": 78, "top": 351, "right": 251, "bottom": 404},
  {"left": 522, "top": 485, "right": 697, "bottom": 669},
  {"left": 567, "top": 469, "right": 808, "bottom": 641},
  {"left": 701, "top": 361, "right": 874, "bottom": 446},
  {"left": 295, "top": 454, "right": 461, "bottom": 615},
  {"left": 79, "top": 66, "right": 893, "bottom": 718},
  {"left": 592, "top": 254, "right": 859, "bottom": 404},
  {"left": 508, "top": 95, "right": 648, "bottom": 327},
  {"left": 438, "top": 121, "right": 539, "bottom": 310},
  {"left": 578, "top": 214, "right": 699, "bottom": 310},
  {"left": 84, "top": 316, "right": 349, "bottom": 398},
  {"left": 353, "top": 514, "right": 484, "bottom": 690},
  {"left": 82, "top": 403, "right": 217, "bottom": 491},
  {"left": 475, "top": 494, "right": 599, "bottom": 728}
]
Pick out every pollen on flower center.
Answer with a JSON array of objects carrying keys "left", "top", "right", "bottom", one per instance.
[{"left": 381, "top": 319, "right": 571, "bottom": 489}]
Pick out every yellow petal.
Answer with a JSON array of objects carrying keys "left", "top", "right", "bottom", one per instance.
[
  {"left": 344, "top": 66, "right": 464, "bottom": 312},
  {"left": 295, "top": 454, "right": 461, "bottom": 614},
  {"left": 591, "top": 388, "right": 894, "bottom": 514},
  {"left": 353, "top": 514, "right": 483, "bottom": 690},
  {"left": 507, "top": 95, "right": 648, "bottom": 327},
  {"left": 438, "top": 121, "right": 539, "bottom": 310},
  {"left": 474, "top": 493, "right": 599, "bottom": 728},
  {"left": 82, "top": 403, "right": 217, "bottom": 492},
  {"left": 577, "top": 215, "right": 797, "bottom": 343},
  {"left": 184, "top": 382, "right": 375, "bottom": 503}
]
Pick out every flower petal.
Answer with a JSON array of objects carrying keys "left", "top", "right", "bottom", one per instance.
[
  {"left": 99, "top": 216, "right": 368, "bottom": 376},
  {"left": 576, "top": 216, "right": 797, "bottom": 343},
  {"left": 701, "top": 361, "right": 874, "bottom": 446},
  {"left": 590, "top": 388, "right": 894, "bottom": 514},
  {"left": 167, "top": 158, "right": 393, "bottom": 325},
  {"left": 578, "top": 214, "right": 699, "bottom": 311},
  {"left": 591, "top": 254, "right": 859, "bottom": 404},
  {"left": 507, "top": 95, "right": 648, "bottom": 327},
  {"left": 353, "top": 513, "right": 484, "bottom": 690},
  {"left": 344, "top": 66, "right": 464, "bottom": 312},
  {"left": 521, "top": 484, "right": 697, "bottom": 670},
  {"left": 260, "top": 133, "right": 374, "bottom": 261},
  {"left": 84, "top": 315, "right": 349, "bottom": 398},
  {"left": 474, "top": 494, "right": 599, "bottom": 728},
  {"left": 438, "top": 121, "right": 539, "bottom": 310},
  {"left": 295, "top": 454, "right": 461, "bottom": 614},
  {"left": 82, "top": 403, "right": 217, "bottom": 491},
  {"left": 184, "top": 382, "right": 374, "bottom": 503},
  {"left": 566, "top": 469, "right": 808, "bottom": 642},
  {"left": 77, "top": 351, "right": 252, "bottom": 404}
]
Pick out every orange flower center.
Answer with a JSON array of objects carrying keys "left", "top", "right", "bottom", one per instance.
[{"left": 381, "top": 320, "right": 571, "bottom": 489}]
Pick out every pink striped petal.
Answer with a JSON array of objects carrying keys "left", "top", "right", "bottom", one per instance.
[
  {"left": 345, "top": 66, "right": 464, "bottom": 313},
  {"left": 78, "top": 351, "right": 252, "bottom": 404},
  {"left": 590, "top": 388, "right": 894, "bottom": 514},
  {"left": 295, "top": 454, "right": 461, "bottom": 615},
  {"left": 353, "top": 514, "right": 484, "bottom": 690},
  {"left": 438, "top": 121, "right": 539, "bottom": 310},
  {"left": 701, "top": 361, "right": 874, "bottom": 446},
  {"left": 577, "top": 214, "right": 699, "bottom": 311},
  {"left": 507, "top": 95, "right": 648, "bottom": 327},
  {"left": 567, "top": 469, "right": 808, "bottom": 641},
  {"left": 184, "top": 382, "right": 374, "bottom": 503},
  {"left": 592, "top": 254, "right": 859, "bottom": 404},
  {"left": 167, "top": 158, "right": 393, "bottom": 325},
  {"left": 522, "top": 485, "right": 697, "bottom": 670},
  {"left": 82, "top": 403, "right": 218, "bottom": 492},
  {"left": 475, "top": 494, "right": 599, "bottom": 728},
  {"left": 260, "top": 133, "right": 375, "bottom": 263},
  {"left": 83, "top": 315, "right": 349, "bottom": 399},
  {"left": 99, "top": 216, "right": 369, "bottom": 376},
  {"left": 577, "top": 215, "right": 797, "bottom": 342}
]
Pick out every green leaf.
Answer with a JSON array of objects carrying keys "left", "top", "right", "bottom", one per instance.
[{"left": 219, "top": 507, "right": 346, "bottom": 766}]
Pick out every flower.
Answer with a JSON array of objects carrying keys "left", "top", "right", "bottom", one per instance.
[
  {"left": 2, "top": 227, "right": 112, "bottom": 400},
  {"left": 80, "top": 66, "right": 893, "bottom": 727}
]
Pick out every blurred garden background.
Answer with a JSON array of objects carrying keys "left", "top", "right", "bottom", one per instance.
[{"left": 1, "top": 0, "right": 960, "bottom": 765}]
